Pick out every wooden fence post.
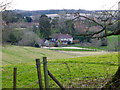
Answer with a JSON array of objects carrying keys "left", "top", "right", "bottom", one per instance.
[
  {"left": 43, "top": 57, "right": 49, "bottom": 89},
  {"left": 13, "top": 67, "right": 17, "bottom": 90},
  {"left": 48, "top": 70, "right": 65, "bottom": 90},
  {"left": 36, "top": 59, "right": 43, "bottom": 90}
]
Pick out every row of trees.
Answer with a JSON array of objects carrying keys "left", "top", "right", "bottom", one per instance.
[
  {"left": 32, "top": 14, "right": 76, "bottom": 40},
  {"left": 2, "top": 9, "right": 119, "bottom": 47},
  {"left": 3, "top": 10, "right": 116, "bottom": 45},
  {"left": 2, "top": 10, "right": 33, "bottom": 24},
  {"left": 2, "top": 11, "right": 76, "bottom": 39},
  {"left": 2, "top": 11, "right": 118, "bottom": 47},
  {"left": 34, "top": 14, "right": 83, "bottom": 41}
]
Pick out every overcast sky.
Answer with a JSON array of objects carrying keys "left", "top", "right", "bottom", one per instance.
[{"left": 2, "top": 0, "right": 120, "bottom": 10}]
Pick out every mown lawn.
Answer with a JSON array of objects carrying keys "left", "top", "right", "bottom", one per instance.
[
  {"left": 1, "top": 45, "right": 75, "bottom": 65},
  {"left": 49, "top": 48, "right": 96, "bottom": 51},
  {"left": 2, "top": 51, "right": 119, "bottom": 88}
]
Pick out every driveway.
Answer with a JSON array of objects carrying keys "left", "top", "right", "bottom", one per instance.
[{"left": 43, "top": 46, "right": 101, "bottom": 51}]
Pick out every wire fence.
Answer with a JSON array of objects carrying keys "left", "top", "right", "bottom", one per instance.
[
  {"left": 2, "top": 57, "right": 119, "bottom": 89},
  {"left": 47, "top": 62, "right": 117, "bottom": 88}
]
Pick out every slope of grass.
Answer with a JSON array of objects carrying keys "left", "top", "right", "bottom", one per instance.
[
  {"left": 1, "top": 45, "right": 75, "bottom": 65},
  {"left": 106, "top": 35, "right": 120, "bottom": 51},
  {"left": 67, "top": 45, "right": 104, "bottom": 50},
  {"left": 2, "top": 47, "right": 118, "bottom": 88},
  {"left": 49, "top": 48, "right": 96, "bottom": 51}
]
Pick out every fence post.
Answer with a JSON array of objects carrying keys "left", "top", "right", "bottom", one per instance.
[
  {"left": 43, "top": 57, "right": 49, "bottom": 89},
  {"left": 13, "top": 67, "right": 17, "bottom": 90},
  {"left": 36, "top": 59, "right": 43, "bottom": 90},
  {"left": 48, "top": 70, "right": 65, "bottom": 90}
]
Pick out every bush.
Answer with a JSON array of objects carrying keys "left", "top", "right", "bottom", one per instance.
[
  {"left": 9, "top": 30, "right": 23, "bottom": 44},
  {"left": 2, "top": 29, "right": 23, "bottom": 44},
  {"left": 18, "top": 31, "right": 41, "bottom": 47}
]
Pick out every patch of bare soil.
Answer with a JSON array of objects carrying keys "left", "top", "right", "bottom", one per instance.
[{"left": 67, "top": 77, "right": 112, "bottom": 88}]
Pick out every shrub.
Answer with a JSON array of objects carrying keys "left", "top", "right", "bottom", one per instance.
[
  {"left": 2, "top": 29, "right": 23, "bottom": 44},
  {"left": 18, "top": 31, "right": 41, "bottom": 47}
]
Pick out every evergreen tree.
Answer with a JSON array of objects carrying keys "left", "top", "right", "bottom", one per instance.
[{"left": 39, "top": 15, "right": 51, "bottom": 38}]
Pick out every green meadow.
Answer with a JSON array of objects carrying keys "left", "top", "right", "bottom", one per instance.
[
  {"left": 49, "top": 48, "right": 97, "bottom": 51},
  {"left": 1, "top": 45, "right": 75, "bottom": 65},
  {"left": 1, "top": 45, "right": 119, "bottom": 88}
]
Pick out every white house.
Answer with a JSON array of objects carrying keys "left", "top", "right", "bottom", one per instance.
[{"left": 52, "top": 34, "right": 73, "bottom": 45}]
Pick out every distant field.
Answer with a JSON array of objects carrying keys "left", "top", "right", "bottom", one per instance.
[
  {"left": 49, "top": 48, "right": 96, "bottom": 51},
  {"left": 1, "top": 45, "right": 75, "bottom": 65},
  {"left": 107, "top": 35, "right": 120, "bottom": 50},
  {"left": 1, "top": 45, "right": 118, "bottom": 88}
]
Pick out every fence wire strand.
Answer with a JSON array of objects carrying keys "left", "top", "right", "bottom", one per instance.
[
  {"left": 2, "top": 67, "right": 35, "bottom": 79},
  {"left": 20, "top": 80, "right": 38, "bottom": 88},
  {"left": 2, "top": 60, "right": 118, "bottom": 88}
]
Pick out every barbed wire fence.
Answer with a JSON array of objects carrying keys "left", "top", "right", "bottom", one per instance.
[
  {"left": 2, "top": 57, "right": 118, "bottom": 89},
  {"left": 46, "top": 61, "right": 116, "bottom": 88}
]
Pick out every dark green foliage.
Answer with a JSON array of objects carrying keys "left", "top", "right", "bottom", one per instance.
[
  {"left": 24, "top": 16, "right": 33, "bottom": 22},
  {"left": 74, "top": 36, "right": 91, "bottom": 43},
  {"left": 51, "top": 18, "right": 75, "bottom": 36},
  {"left": 64, "top": 20, "right": 75, "bottom": 35},
  {"left": 51, "top": 17, "right": 61, "bottom": 34},
  {"left": 39, "top": 15, "right": 51, "bottom": 38},
  {"left": 2, "top": 10, "right": 23, "bottom": 23},
  {"left": 2, "top": 26, "right": 23, "bottom": 44},
  {"left": 51, "top": 17, "right": 59, "bottom": 28},
  {"left": 7, "top": 30, "right": 23, "bottom": 44},
  {"left": 9, "top": 33, "right": 18, "bottom": 44}
]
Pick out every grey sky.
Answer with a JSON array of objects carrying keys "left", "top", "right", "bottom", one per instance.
[{"left": 2, "top": 0, "right": 120, "bottom": 10}]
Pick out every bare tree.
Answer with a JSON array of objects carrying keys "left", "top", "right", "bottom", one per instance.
[
  {"left": 71, "top": 10, "right": 119, "bottom": 39},
  {"left": 0, "top": 1, "right": 11, "bottom": 12},
  {"left": 69, "top": 2, "right": 120, "bottom": 89}
]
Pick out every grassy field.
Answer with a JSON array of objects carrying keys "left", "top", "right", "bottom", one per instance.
[
  {"left": 1, "top": 45, "right": 76, "bottom": 65},
  {"left": 107, "top": 35, "right": 119, "bottom": 51},
  {"left": 1, "top": 45, "right": 119, "bottom": 88},
  {"left": 49, "top": 48, "right": 97, "bottom": 51}
]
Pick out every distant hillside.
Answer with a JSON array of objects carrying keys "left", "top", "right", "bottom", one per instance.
[
  {"left": 11, "top": 9, "right": 92, "bottom": 16},
  {"left": 11, "top": 9, "right": 118, "bottom": 16}
]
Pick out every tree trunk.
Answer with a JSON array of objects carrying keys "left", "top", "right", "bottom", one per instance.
[{"left": 104, "top": 66, "right": 120, "bottom": 89}]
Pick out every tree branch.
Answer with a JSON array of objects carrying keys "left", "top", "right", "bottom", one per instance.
[{"left": 72, "top": 14, "right": 104, "bottom": 28}]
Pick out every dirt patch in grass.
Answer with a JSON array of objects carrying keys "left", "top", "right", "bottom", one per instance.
[{"left": 67, "top": 77, "right": 112, "bottom": 88}]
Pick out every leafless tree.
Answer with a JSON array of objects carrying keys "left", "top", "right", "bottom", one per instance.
[
  {"left": 0, "top": 0, "right": 11, "bottom": 11},
  {"left": 71, "top": 10, "right": 120, "bottom": 39},
  {"left": 69, "top": 2, "right": 120, "bottom": 89}
]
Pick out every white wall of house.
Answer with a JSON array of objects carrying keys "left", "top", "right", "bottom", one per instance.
[{"left": 59, "top": 38, "right": 73, "bottom": 42}]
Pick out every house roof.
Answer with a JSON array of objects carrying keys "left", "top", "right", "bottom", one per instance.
[{"left": 52, "top": 34, "right": 73, "bottom": 39}]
